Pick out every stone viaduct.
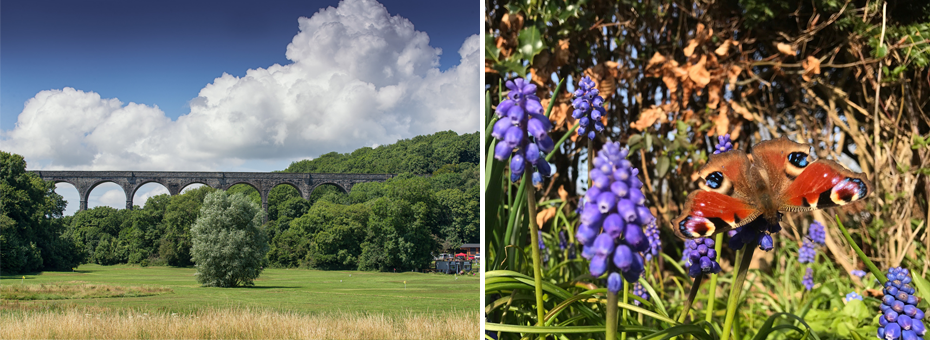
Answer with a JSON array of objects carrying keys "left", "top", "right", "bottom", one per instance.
[{"left": 29, "top": 171, "right": 396, "bottom": 221}]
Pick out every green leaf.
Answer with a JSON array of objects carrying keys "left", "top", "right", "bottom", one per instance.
[
  {"left": 874, "top": 44, "right": 888, "bottom": 58},
  {"left": 517, "top": 26, "right": 545, "bottom": 61},
  {"left": 911, "top": 271, "right": 930, "bottom": 303},
  {"left": 657, "top": 157, "right": 670, "bottom": 178},
  {"left": 485, "top": 34, "right": 501, "bottom": 62}
]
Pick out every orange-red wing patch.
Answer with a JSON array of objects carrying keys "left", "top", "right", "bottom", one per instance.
[{"left": 673, "top": 190, "right": 758, "bottom": 239}]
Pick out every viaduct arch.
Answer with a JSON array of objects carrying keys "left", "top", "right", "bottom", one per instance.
[{"left": 30, "top": 171, "right": 395, "bottom": 221}]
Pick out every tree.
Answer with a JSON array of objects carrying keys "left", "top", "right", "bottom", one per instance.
[
  {"left": 190, "top": 191, "right": 268, "bottom": 287},
  {"left": 1, "top": 151, "right": 81, "bottom": 273},
  {"left": 159, "top": 185, "right": 215, "bottom": 266}
]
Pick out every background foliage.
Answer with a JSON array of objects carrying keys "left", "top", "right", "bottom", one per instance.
[{"left": 485, "top": 0, "right": 929, "bottom": 338}]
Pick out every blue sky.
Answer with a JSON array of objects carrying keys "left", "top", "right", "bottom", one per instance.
[{"left": 1, "top": 0, "right": 479, "bottom": 215}]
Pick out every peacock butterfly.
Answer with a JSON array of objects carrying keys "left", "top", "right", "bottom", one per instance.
[{"left": 673, "top": 137, "right": 872, "bottom": 239}]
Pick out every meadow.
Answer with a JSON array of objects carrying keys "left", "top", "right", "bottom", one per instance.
[{"left": 0, "top": 264, "right": 479, "bottom": 339}]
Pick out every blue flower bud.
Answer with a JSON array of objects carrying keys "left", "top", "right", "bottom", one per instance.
[
  {"left": 492, "top": 119, "right": 512, "bottom": 139},
  {"left": 589, "top": 254, "right": 608, "bottom": 277},
  {"left": 613, "top": 244, "right": 633, "bottom": 271},
  {"left": 532, "top": 172, "right": 543, "bottom": 186},
  {"left": 616, "top": 199, "right": 637, "bottom": 222},
  {"left": 592, "top": 233, "right": 614, "bottom": 257},
  {"left": 503, "top": 126, "right": 523, "bottom": 147},
  {"left": 494, "top": 142, "right": 513, "bottom": 161},
  {"left": 885, "top": 323, "right": 902, "bottom": 340},
  {"left": 536, "top": 136, "right": 555, "bottom": 153},
  {"left": 610, "top": 181, "right": 629, "bottom": 198},
  {"left": 624, "top": 224, "right": 648, "bottom": 253},
  {"left": 496, "top": 99, "right": 515, "bottom": 117},
  {"left": 528, "top": 118, "right": 547, "bottom": 139},
  {"left": 603, "top": 214, "right": 625, "bottom": 239},
  {"left": 576, "top": 223, "right": 598, "bottom": 246},
  {"left": 525, "top": 96, "right": 542, "bottom": 113},
  {"left": 507, "top": 105, "right": 526, "bottom": 125},
  {"left": 607, "top": 273, "right": 622, "bottom": 293},
  {"left": 536, "top": 160, "right": 551, "bottom": 178},
  {"left": 510, "top": 153, "right": 525, "bottom": 176},
  {"left": 591, "top": 169, "right": 610, "bottom": 189}
]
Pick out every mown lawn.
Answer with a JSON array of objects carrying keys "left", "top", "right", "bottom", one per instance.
[{"left": 0, "top": 264, "right": 479, "bottom": 316}]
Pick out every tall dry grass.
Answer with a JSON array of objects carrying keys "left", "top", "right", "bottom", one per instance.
[{"left": 0, "top": 307, "right": 477, "bottom": 339}]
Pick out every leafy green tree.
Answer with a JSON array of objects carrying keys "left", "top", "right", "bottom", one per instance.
[
  {"left": 358, "top": 197, "right": 436, "bottom": 272},
  {"left": 1, "top": 151, "right": 81, "bottom": 273},
  {"left": 159, "top": 186, "right": 216, "bottom": 266},
  {"left": 226, "top": 184, "right": 260, "bottom": 206},
  {"left": 190, "top": 191, "right": 268, "bottom": 287}
]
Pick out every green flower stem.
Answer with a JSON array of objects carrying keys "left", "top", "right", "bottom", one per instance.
[
  {"left": 606, "top": 291, "right": 618, "bottom": 340},
  {"left": 621, "top": 280, "right": 629, "bottom": 340},
  {"left": 524, "top": 176, "right": 546, "bottom": 333},
  {"left": 720, "top": 242, "right": 757, "bottom": 340},
  {"left": 678, "top": 274, "right": 704, "bottom": 323},
  {"left": 834, "top": 215, "right": 887, "bottom": 284},
  {"left": 705, "top": 233, "right": 724, "bottom": 323}
]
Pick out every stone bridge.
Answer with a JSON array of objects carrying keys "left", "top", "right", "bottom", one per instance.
[{"left": 29, "top": 171, "right": 396, "bottom": 219}]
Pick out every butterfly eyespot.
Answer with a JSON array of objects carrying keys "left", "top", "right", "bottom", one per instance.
[
  {"left": 705, "top": 171, "right": 724, "bottom": 189},
  {"left": 788, "top": 152, "right": 809, "bottom": 168}
]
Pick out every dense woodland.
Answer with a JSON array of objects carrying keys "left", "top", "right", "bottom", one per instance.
[{"left": 1, "top": 131, "right": 478, "bottom": 274}]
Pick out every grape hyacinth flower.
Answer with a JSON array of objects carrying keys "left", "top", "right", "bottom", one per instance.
[
  {"left": 575, "top": 141, "right": 655, "bottom": 293},
  {"left": 798, "top": 239, "right": 816, "bottom": 264},
  {"left": 644, "top": 221, "right": 661, "bottom": 261},
  {"left": 802, "top": 267, "right": 814, "bottom": 291},
  {"left": 809, "top": 221, "right": 826, "bottom": 246},
  {"left": 846, "top": 291, "right": 864, "bottom": 302},
  {"left": 684, "top": 237, "right": 722, "bottom": 277},
  {"left": 492, "top": 78, "right": 555, "bottom": 185},
  {"left": 538, "top": 230, "right": 546, "bottom": 250},
  {"left": 571, "top": 76, "right": 606, "bottom": 140},
  {"left": 852, "top": 269, "right": 868, "bottom": 278},
  {"left": 559, "top": 231, "right": 568, "bottom": 250},
  {"left": 879, "top": 267, "right": 926, "bottom": 340},
  {"left": 632, "top": 281, "right": 649, "bottom": 306}
]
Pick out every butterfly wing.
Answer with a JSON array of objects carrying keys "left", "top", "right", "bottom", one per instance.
[
  {"left": 749, "top": 137, "right": 872, "bottom": 211},
  {"left": 673, "top": 151, "right": 762, "bottom": 239},
  {"left": 779, "top": 159, "right": 872, "bottom": 211}
]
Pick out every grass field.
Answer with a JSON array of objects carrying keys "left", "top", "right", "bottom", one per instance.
[{"left": 0, "top": 264, "right": 479, "bottom": 339}]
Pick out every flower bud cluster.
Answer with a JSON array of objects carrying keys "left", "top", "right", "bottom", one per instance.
[
  {"left": 684, "top": 238, "right": 722, "bottom": 277},
  {"left": 846, "top": 291, "right": 863, "bottom": 302},
  {"left": 492, "top": 78, "right": 554, "bottom": 185},
  {"left": 576, "top": 141, "right": 655, "bottom": 292},
  {"left": 803, "top": 267, "right": 814, "bottom": 291},
  {"left": 798, "top": 238, "right": 816, "bottom": 264},
  {"left": 632, "top": 282, "right": 649, "bottom": 306},
  {"left": 879, "top": 267, "right": 926, "bottom": 340},
  {"left": 571, "top": 76, "right": 606, "bottom": 140},
  {"left": 644, "top": 221, "right": 661, "bottom": 261},
  {"left": 809, "top": 221, "right": 826, "bottom": 246}
]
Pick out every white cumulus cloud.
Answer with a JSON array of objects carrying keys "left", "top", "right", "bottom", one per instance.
[{"left": 1, "top": 0, "right": 478, "bottom": 171}]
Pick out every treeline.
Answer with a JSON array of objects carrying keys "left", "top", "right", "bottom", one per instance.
[{"left": 0, "top": 131, "right": 478, "bottom": 273}]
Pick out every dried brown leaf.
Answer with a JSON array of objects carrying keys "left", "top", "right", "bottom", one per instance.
[
  {"left": 536, "top": 207, "right": 557, "bottom": 228},
  {"left": 727, "top": 65, "right": 742, "bottom": 91},
  {"left": 630, "top": 106, "right": 666, "bottom": 131},
  {"left": 714, "top": 105, "right": 730, "bottom": 136},
  {"left": 647, "top": 52, "right": 667, "bottom": 70},
  {"left": 707, "top": 80, "right": 723, "bottom": 109},
  {"left": 688, "top": 55, "right": 711, "bottom": 88},
  {"left": 553, "top": 39, "right": 571, "bottom": 67},
  {"left": 729, "top": 101, "right": 754, "bottom": 121},
  {"left": 715, "top": 39, "right": 732, "bottom": 56},
  {"left": 802, "top": 56, "right": 821, "bottom": 81},
  {"left": 776, "top": 42, "right": 797, "bottom": 56},
  {"left": 558, "top": 185, "right": 569, "bottom": 203},
  {"left": 684, "top": 39, "right": 699, "bottom": 57}
]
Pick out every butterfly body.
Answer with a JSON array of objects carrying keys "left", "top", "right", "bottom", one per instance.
[{"left": 673, "top": 137, "right": 871, "bottom": 239}]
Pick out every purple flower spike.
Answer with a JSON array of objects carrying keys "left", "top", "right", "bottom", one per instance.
[
  {"left": 683, "top": 237, "right": 721, "bottom": 277},
  {"left": 491, "top": 77, "right": 554, "bottom": 183},
  {"left": 809, "top": 221, "right": 826, "bottom": 245},
  {"left": 572, "top": 76, "right": 607, "bottom": 140},
  {"left": 802, "top": 267, "right": 814, "bottom": 291},
  {"left": 798, "top": 238, "right": 816, "bottom": 263},
  {"left": 577, "top": 139, "right": 652, "bottom": 287}
]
